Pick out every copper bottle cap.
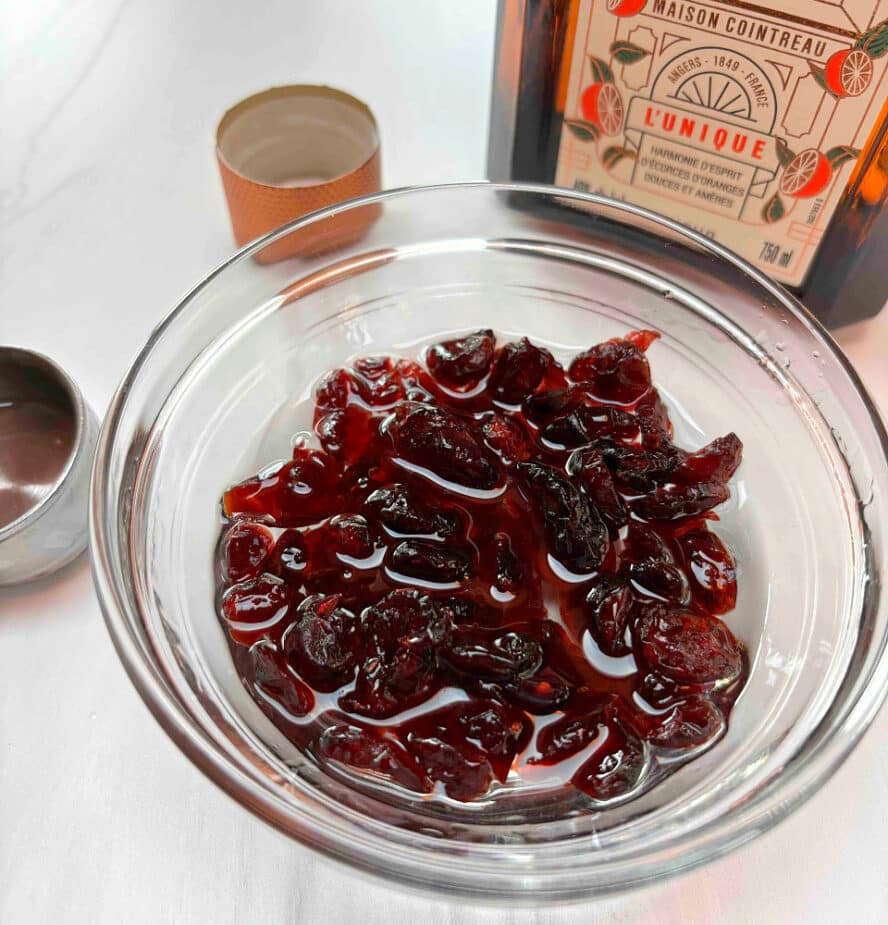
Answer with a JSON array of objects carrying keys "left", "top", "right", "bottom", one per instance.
[{"left": 216, "top": 85, "right": 382, "bottom": 263}]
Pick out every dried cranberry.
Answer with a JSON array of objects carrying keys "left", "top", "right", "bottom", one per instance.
[
  {"left": 647, "top": 697, "right": 725, "bottom": 750},
  {"left": 342, "top": 646, "right": 440, "bottom": 718},
  {"left": 631, "top": 482, "right": 729, "bottom": 520},
  {"left": 441, "top": 628, "right": 543, "bottom": 681},
  {"left": 532, "top": 695, "right": 628, "bottom": 764},
  {"left": 634, "top": 604, "right": 743, "bottom": 687},
  {"left": 673, "top": 433, "right": 743, "bottom": 484},
  {"left": 223, "top": 521, "right": 274, "bottom": 583},
  {"left": 360, "top": 589, "right": 451, "bottom": 657},
  {"left": 394, "top": 358, "right": 439, "bottom": 403},
  {"left": 678, "top": 527, "right": 738, "bottom": 614},
  {"left": 316, "top": 724, "right": 430, "bottom": 792},
  {"left": 637, "top": 671, "right": 682, "bottom": 708},
  {"left": 223, "top": 445, "right": 342, "bottom": 526},
  {"left": 387, "top": 402, "right": 501, "bottom": 491},
  {"left": 315, "top": 404, "right": 379, "bottom": 468},
  {"left": 634, "top": 388, "right": 673, "bottom": 441},
  {"left": 351, "top": 355, "right": 406, "bottom": 406},
  {"left": 542, "top": 404, "right": 640, "bottom": 449},
  {"left": 426, "top": 329, "right": 496, "bottom": 388},
  {"left": 585, "top": 574, "right": 633, "bottom": 656},
  {"left": 627, "top": 560, "right": 691, "bottom": 605},
  {"left": 457, "top": 700, "right": 530, "bottom": 781},
  {"left": 487, "top": 338, "right": 555, "bottom": 404},
  {"left": 268, "top": 529, "right": 309, "bottom": 583},
  {"left": 283, "top": 594, "right": 359, "bottom": 691},
  {"left": 524, "top": 387, "right": 578, "bottom": 422},
  {"left": 573, "top": 718, "right": 646, "bottom": 801},
  {"left": 327, "top": 514, "right": 377, "bottom": 561},
  {"left": 517, "top": 461, "right": 608, "bottom": 573},
  {"left": 389, "top": 539, "right": 473, "bottom": 584},
  {"left": 405, "top": 734, "right": 494, "bottom": 801},
  {"left": 480, "top": 412, "right": 532, "bottom": 463},
  {"left": 364, "top": 483, "right": 462, "bottom": 538},
  {"left": 624, "top": 522, "right": 674, "bottom": 563},
  {"left": 238, "top": 640, "right": 314, "bottom": 723},
  {"left": 568, "top": 332, "right": 658, "bottom": 403},
  {"left": 314, "top": 368, "right": 352, "bottom": 411},
  {"left": 504, "top": 672, "right": 571, "bottom": 713},
  {"left": 592, "top": 438, "right": 685, "bottom": 492},
  {"left": 222, "top": 574, "right": 293, "bottom": 646},
  {"left": 566, "top": 446, "right": 627, "bottom": 536}
]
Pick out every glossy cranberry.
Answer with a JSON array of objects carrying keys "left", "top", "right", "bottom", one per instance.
[
  {"left": 568, "top": 331, "right": 659, "bottom": 403},
  {"left": 624, "top": 521, "right": 674, "bottom": 563},
  {"left": 239, "top": 640, "right": 314, "bottom": 722},
  {"left": 426, "top": 329, "right": 496, "bottom": 388},
  {"left": 441, "top": 628, "right": 543, "bottom": 681},
  {"left": 327, "top": 514, "right": 377, "bottom": 560},
  {"left": 532, "top": 697, "right": 620, "bottom": 764},
  {"left": 223, "top": 445, "right": 342, "bottom": 525},
  {"left": 480, "top": 412, "right": 532, "bottom": 463},
  {"left": 315, "top": 404, "right": 379, "bottom": 467},
  {"left": 487, "top": 338, "right": 555, "bottom": 404},
  {"left": 405, "top": 734, "right": 494, "bottom": 801},
  {"left": 648, "top": 697, "right": 725, "bottom": 750},
  {"left": 342, "top": 646, "right": 440, "bottom": 718},
  {"left": 566, "top": 446, "right": 627, "bottom": 535},
  {"left": 631, "top": 481, "right": 730, "bottom": 520},
  {"left": 364, "top": 483, "right": 462, "bottom": 538},
  {"left": 394, "top": 358, "right": 439, "bottom": 403},
  {"left": 635, "top": 604, "right": 744, "bottom": 686},
  {"left": 223, "top": 521, "right": 274, "bottom": 583},
  {"left": 360, "top": 588, "right": 451, "bottom": 657},
  {"left": 504, "top": 672, "right": 571, "bottom": 713},
  {"left": 283, "top": 594, "right": 359, "bottom": 691},
  {"left": 268, "top": 529, "right": 309, "bottom": 583},
  {"left": 678, "top": 527, "right": 738, "bottom": 614},
  {"left": 316, "top": 724, "right": 430, "bottom": 792},
  {"left": 573, "top": 718, "right": 646, "bottom": 801},
  {"left": 673, "top": 433, "right": 743, "bottom": 484},
  {"left": 387, "top": 401, "right": 501, "bottom": 491},
  {"left": 627, "top": 560, "right": 691, "bottom": 604},
  {"left": 524, "top": 387, "right": 578, "bottom": 422},
  {"left": 517, "top": 461, "right": 608, "bottom": 573},
  {"left": 222, "top": 574, "right": 293, "bottom": 645},
  {"left": 585, "top": 574, "right": 633, "bottom": 656},
  {"left": 634, "top": 387, "right": 673, "bottom": 440},
  {"left": 457, "top": 700, "right": 530, "bottom": 781},
  {"left": 314, "top": 368, "right": 352, "bottom": 411},
  {"left": 351, "top": 355, "right": 407, "bottom": 406},
  {"left": 593, "top": 438, "right": 686, "bottom": 492},
  {"left": 390, "top": 539, "right": 473, "bottom": 584}
]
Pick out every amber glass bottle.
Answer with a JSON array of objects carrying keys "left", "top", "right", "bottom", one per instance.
[{"left": 488, "top": 0, "right": 888, "bottom": 327}]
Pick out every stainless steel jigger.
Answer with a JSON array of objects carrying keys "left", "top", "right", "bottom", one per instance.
[{"left": 0, "top": 347, "right": 98, "bottom": 585}]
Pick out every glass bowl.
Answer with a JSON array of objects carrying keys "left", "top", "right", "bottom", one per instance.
[{"left": 90, "top": 183, "right": 888, "bottom": 901}]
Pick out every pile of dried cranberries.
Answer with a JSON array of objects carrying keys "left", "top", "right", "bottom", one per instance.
[{"left": 217, "top": 329, "right": 746, "bottom": 804}]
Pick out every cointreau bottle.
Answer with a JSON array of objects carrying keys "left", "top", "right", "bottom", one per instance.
[{"left": 488, "top": 0, "right": 888, "bottom": 326}]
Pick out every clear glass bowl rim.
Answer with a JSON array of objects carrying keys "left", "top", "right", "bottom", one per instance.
[{"left": 89, "top": 181, "right": 888, "bottom": 900}]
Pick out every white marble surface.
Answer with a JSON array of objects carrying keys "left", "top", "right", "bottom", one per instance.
[{"left": 2, "top": 2, "right": 888, "bottom": 922}]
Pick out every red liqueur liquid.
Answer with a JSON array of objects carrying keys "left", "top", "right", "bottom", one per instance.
[{"left": 216, "top": 329, "right": 748, "bottom": 805}]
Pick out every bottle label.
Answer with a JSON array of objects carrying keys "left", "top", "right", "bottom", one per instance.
[{"left": 555, "top": 1, "right": 888, "bottom": 286}]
